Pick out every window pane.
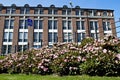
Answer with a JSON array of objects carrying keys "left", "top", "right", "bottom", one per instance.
[
  {"left": 48, "top": 20, "right": 52, "bottom": 29},
  {"left": 26, "top": 8, "right": 30, "bottom": 14},
  {"left": 24, "top": 32, "right": 28, "bottom": 42},
  {"left": 19, "top": 20, "right": 24, "bottom": 29},
  {"left": 39, "top": 32, "right": 42, "bottom": 42},
  {"left": 10, "top": 20, "right": 14, "bottom": 29},
  {"left": 3, "top": 32, "right": 8, "bottom": 42},
  {"left": 81, "top": 10, "right": 84, "bottom": 15},
  {"left": 5, "top": 20, "right": 9, "bottom": 29},
  {"left": 103, "top": 22, "right": 107, "bottom": 31},
  {"left": 76, "top": 10, "right": 79, "bottom": 15},
  {"left": 68, "top": 33, "right": 72, "bottom": 42},
  {"left": 68, "top": 21, "right": 71, "bottom": 30},
  {"left": 40, "top": 9, "right": 43, "bottom": 14},
  {"left": 95, "top": 21, "right": 98, "bottom": 30},
  {"left": 77, "top": 33, "right": 81, "bottom": 42},
  {"left": 67, "top": 9, "right": 71, "bottom": 15},
  {"left": 18, "top": 45, "right": 22, "bottom": 52},
  {"left": 48, "top": 32, "right": 52, "bottom": 42},
  {"left": 81, "top": 21, "right": 85, "bottom": 30},
  {"left": 103, "top": 11, "right": 107, "bottom": 16},
  {"left": 62, "top": 10, "right": 66, "bottom": 15},
  {"left": 54, "top": 21, "right": 57, "bottom": 29},
  {"left": 90, "top": 21, "right": 94, "bottom": 30},
  {"left": 48, "top": 9, "right": 52, "bottom": 14},
  {"left": 34, "top": 8, "right": 38, "bottom": 14},
  {"left": 19, "top": 32, "right": 23, "bottom": 42},
  {"left": 34, "top": 32, "right": 38, "bottom": 42},
  {"left": 107, "top": 22, "right": 111, "bottom": 30},
  {"left": 9, "top": 32, "right": 13, "bottom": 42},
  {"left": 39, "top": 20, "right": 43, "bottom": 29},
  {"left": 20, "top": 8, "right": 24, "bottom": 14},
  {"left": 6, "top": 8, "right": 10, "bottom": 14},
  {"left": 34, "top": 20, "right": 38, "bottom": 29},
  {"left": 76, "top": 21, "right": 80, "bottom": 30},
  {"left": 63, "top": 33, "right": 67, "bottom": 42},
  {"left": 12, "top": 8, "right": 16, "bottom": 14},
  {"left": 54, "top": 32, "right": 57, "bottom": 42},
  {"left": 54, "top": 9, "right": 57, "bottom": 14},
  {"left": 8, "top": 45, "right": 12, "bottom": 53},
  {"left": 25, "top": 20, "right": 28, "bottom": 29},
  {"left": 2, "top": 45, "right": 7, "bottom": 54},
  {"left": 62, "top": 21, "right": 67, "bottom": 29}
]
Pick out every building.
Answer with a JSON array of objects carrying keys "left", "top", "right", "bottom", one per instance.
[{"left": 0, "top": 4, "right": 116, "bottom": 55}]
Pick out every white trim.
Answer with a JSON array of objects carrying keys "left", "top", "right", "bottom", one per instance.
[
  {"left": 34, "top": 29, "right": 43, "bottom": 32},
  {"left": 3, "top": 42, "right": 12, "bottom": 45}
]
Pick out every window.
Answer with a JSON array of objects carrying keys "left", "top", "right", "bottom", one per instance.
[
  {"left": 103, "top": 21, "right": 111, "bottom": 31},
  {"left": 24, "top": 32, "right": 28, "bottom": 42},
  {"left": 89, "top": 10, "right": 92, "bottom": 16},
  {"left": 63, "top": 32, "right": 72, "bottom": 42},
  {"left": 48, "top": 32, "right": 52, "bottom": 42},
  {"left": 19, "top": 32, "right": 23, "bottom": 42},
  {"left": 91, "top": 33, "right": 99, "bottom": 39},
  {"left": 34, "top": 8, "right": 43, "bottom": 14},
  {"left": 63, "top": 21, "right": 67, "bottom": 29},
  {"left": 18, "top": 32, "right": 28, "bottom": 42},
  {"left": 6, "top": 8, "right": 16, "bottom": 14},
  {"left": 5, "top": 20, "right": 9, "bottom": 29},
  {"left": 10, "top": 20, "right": 14, "bottom": 29},
  {"left": 103, "top": 11, "right": 107, "bottom": 16},
  {"left": 48, "top": 20, "right": 52, "bottom": 29},
  {"left": 6, "top": 8, "right": 11, "bottom": 14},
  {"left": 2, "top": 45, "right": 12, "bottom": 54},
  {"left": 33, "top": 32, "right": 42, "bottom": 42},
  {"left": 20, "top": 8, "right": 30, "bottom": 14},
  {"left": 68, "top": 21, "right": 71, "bottom": 30},
  {"left": 18, "top": 45, "right": 28, "bottom": 52},
  {"left": 48, "top": 20, "right": 57, "bottom": 29},
  {"left": 19, "top": 20, "right": 24, "bottom": 29},
  {"left": 3, "top": 32, "right": 8, "bottom": 42},
  {"left": 90, "top": 21, "right": 98, "bottom": 30},
  {"left": 67, "top": 9, "right": 71, "bottom": 15},
  {"left": 48, "top": 9, "right": 57, "bottom": 14},
  {"left": 54, "top": 21, "right": 57, "bottom": 29},
  {"left": 4, "top": 20, "right": 14, "bottom": 29},
  {"left": 19, "top": 20, "right": 28, "bottom": 29},
  {"left": 62, "top": 10, "right": 66, "bottom": 15},
  {"left": 3, "top": 32, "right": 13, "bottom": 42},
  {"left": 76, "top": 10, "right": 79, "bottom": 15},
  {"left": 77, "top": 33, "right": 85, "bottom": 42},
  {"left": 81, "top": 10, "right": 84, "bottom": 15},
  {"left": 34, "top": 20, "right": 43, "bottom": 29},
  {"left": 62, "top": 21, "right": 71, "bottom": 30},
  {"left": 48, "top": 32, "right": 57, "bottom": 43},
  {"left": 62, "top": 9, "right": 71, "bottom": 15},
  {"left": 8, "top": 32, "right": 13, "bottom": 42},
  {"left": 76, "top": 21, "right": 85, "bottom": 30},
  {"left": 48, "top": 9, "right": 52, "bottom": 14}
]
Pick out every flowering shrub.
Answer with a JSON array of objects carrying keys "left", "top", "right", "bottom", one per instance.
[{"left": 0, "top": 35, "right": 120, "bottom": 76}]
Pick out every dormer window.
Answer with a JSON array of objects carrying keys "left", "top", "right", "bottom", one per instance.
[{"left": 103, "top": 11, "right": 107, "bottom": 16}]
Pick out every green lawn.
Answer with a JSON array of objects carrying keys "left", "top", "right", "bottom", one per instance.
[{"left": 0, "top": 74, "right": 120, "bottom": 80}]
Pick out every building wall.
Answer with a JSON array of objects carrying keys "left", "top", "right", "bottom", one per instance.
[{"left": 0, "top": 5, "right": 116, "bottom": 54}]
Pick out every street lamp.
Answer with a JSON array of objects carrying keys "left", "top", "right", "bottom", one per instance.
[{"left": 69, "top": 1, "right": 74, "bottom": 43}]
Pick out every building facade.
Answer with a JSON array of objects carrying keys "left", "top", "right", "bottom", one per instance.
[{"left": 0, "top": 4, "right": 116, "bottom": 55}]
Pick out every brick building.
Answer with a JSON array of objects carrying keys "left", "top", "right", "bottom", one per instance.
[{"left": 0, "top": 4, "right": 116, "bottom": 55}]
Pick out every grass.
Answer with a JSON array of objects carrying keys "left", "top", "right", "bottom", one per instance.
[{"left": 0, "top": 74, "right": 120, "bottom": 80}]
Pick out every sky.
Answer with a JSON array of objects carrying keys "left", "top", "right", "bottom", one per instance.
[{"left": 0, "top": 0, "right": 120, "bottom": 36}]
